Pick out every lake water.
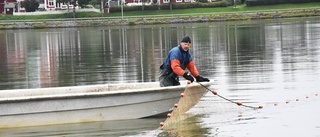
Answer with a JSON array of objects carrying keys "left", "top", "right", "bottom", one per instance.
[{"left": 0, "top": 17, "right": 319, "bottom": 137}]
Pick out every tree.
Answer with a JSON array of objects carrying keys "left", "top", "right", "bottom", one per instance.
[
  {"left": 21, "top": 0, "right": 39, "bottom": 12},
  {"left": 77, "top": 0, "right": 90, "bottom": 7},
  {"left": 89, "top": 0, "right": 101, "bottom": 8}
]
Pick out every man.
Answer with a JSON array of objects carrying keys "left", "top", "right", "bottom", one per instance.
[{"left": 159, "top": 36, "right": 210, "bottom": 87}]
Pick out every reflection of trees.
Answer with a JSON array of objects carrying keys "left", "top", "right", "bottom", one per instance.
[
  {"left": 0, "top": 33, "right": 9, "bottom": 89},
  {"left": 272, "top": 20, "right": 319, "bottom": 84},
  {"left": 0, "top": 24, "right": 272, "bottom": 89},
  {"left": 57, "top": 26, "right": 181, "bottom": 85},
  {"left": 226, "top": 23, "right": 270, "bottom": 85},
  {"left": 1, "top": 20, "right": 319, "bottom": 89}
]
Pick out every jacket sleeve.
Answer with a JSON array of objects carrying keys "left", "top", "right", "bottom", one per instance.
[
  {"left": 186, "top": 61, "right": 199, "bottom": 77},
  {"left": 171, "top": 59, "right": 185, "bottom": 76}
]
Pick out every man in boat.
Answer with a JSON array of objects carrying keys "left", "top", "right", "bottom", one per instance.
[{"left": 159, "top": 36, "right": 210, "bottom": 87}]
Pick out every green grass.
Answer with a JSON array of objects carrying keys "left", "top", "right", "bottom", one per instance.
[
  {"left": 240, "top": 2, "right": 320, "bottom": 11},
  {"left": 112, "top": 2, "right": 320, "bottom": 16},
  {"left": 0, "top": 2, "right": 319, "bottom": 20}
]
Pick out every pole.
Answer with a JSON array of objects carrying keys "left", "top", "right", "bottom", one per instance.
[
  {"left": 101, "top": 0, "right": 104, "bottom": 15},
  {"left": 121, "top": 0, "right": 123, "bottom": 19}
]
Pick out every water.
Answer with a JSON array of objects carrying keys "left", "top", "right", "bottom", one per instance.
[{"left": 0, "top": 17, "right": 319, "bottom": 136}]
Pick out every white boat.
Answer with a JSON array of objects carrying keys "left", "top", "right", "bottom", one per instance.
[{"left": 0, "top": 81, "right": 212, "bottom": 128}]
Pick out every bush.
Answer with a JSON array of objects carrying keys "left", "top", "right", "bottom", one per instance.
[
  {"left": 159, "top": 1, "right": 228, "bottom": 9},
  {"left": 144, "top": 4, "right": 160, "bottom": 10},
  {"left": 109, "top": 5, "right": 141, "bottom": 12},
  {"left": 21, "top": 0, "right": 39, "bottom": 12},
  {"left": 225, "top": 0, "right": 242, "bottom": 5},
  {"left": 246, "top": 0, "right": 319, "bottom": 6},
  {"left": 197, "top": 0, "right": 209, "bottom": 3}
]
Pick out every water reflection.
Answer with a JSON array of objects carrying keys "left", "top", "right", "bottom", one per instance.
[
  {"left": 0, "top": 118, "right": 163, "bottom": 137},
  {"left": 0, "top": 26, "right": 194, "bottom": 89},
  {"left": 0, "top": 114, "right": 211, "bottom": 137},
  {"left": 157, "top": 115, "right": 210, "bottom": 137},
  {"left": 0, "top": 17, "right": 320, "bottom": 136},
  {"left": 0, "top": 18, "right": 319, "bottom": 91}
]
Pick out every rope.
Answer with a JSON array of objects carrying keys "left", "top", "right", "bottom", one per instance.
[{"left": 197, "top": 82, "right": 263, "bottom": 110}]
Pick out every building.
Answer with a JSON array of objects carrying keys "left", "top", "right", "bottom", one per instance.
[
  {"left": 0, "top": 0, "right": 17, "bottom": 14},
  {"left": 1, "top": 0, "right": 81, "bottom": 14},
  {"left": 110, "top": 0, "right": 196, "bottom": 6},
  {"left": 16, "top": 0, "right": 25, "bottom": 12},
  {"left": 0, "top": 0, "right": 7, "bottom": 13},
  {"left": 14, "top": 0, "right": 80, "bottom": 12},
  {"left": 125, "top": 0, "right": 152, "bottom": 6},
  {"left": 158, "top": 0, "right": 194, "bottom": 5},
  {"left": 38, "top": 0, "right": 80, "bottom": 11}
]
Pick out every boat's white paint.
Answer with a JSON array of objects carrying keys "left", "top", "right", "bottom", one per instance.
[{"left": 0, "top": 81, "right": 212, "bottom": 128}]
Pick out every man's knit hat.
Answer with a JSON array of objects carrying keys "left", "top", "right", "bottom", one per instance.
[{"left": 181, "top": 36, "right": 191, "bottom": 43}]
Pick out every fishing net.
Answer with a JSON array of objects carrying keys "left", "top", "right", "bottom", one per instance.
[{"left": 160, "top": 82, "right": 209, "bottom": 130}]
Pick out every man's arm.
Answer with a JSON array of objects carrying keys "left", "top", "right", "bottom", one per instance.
[
  {"left": 171, "top": 59, "right": 195, "bottom": 82},
  {"left": 186, "top": 61, "right": 199, "bottom": 77},
  {"left": 187, "top": 61, "right": 210, "bottom": 82},
  {"left": 171, "top": 60, "right": 185, "bottom": 76},
  {"left": 170, "top": 60, "right": 199, "bottom": 77}
]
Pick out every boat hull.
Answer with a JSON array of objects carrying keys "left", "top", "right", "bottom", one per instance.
[{"left": 0, "top": 81, "right": 212, "bottom": 128}]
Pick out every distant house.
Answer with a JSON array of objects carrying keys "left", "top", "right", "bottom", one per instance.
[
  {"left": 126, "top": 0, "right": 152, "bottom": 6},
  {"left": 38, "top": 0, "right": 80, "bottom": 11},
  {"left": 16, "top": 0, "right": 25, "bottom": 12},
  {"left": 109, "top": 0, "right": 195, "bottom": 6},
  {"left": 158, "top": 0, "right": 194, "bottom": 5},
  {"left": 0, "top": 1, "right": 4, "bottom": 13},
  {"left": 8, "top": 0, "right": 81, "bottom": 13},
  {"left": 0, "top": 0, "right": 17, "bottom": 14},
  {"left": 13, "top": 0, "right": 80, "bottom": 12}
]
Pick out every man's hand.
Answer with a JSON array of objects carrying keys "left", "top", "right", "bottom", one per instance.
[
  {"left": 196, "top": 75, "right": 210, "bottom": 82},
  {"left": 183, "top": 72, "right": 194, "bottom": 83}
]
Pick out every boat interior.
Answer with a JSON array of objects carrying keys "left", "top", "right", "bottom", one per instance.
[{"left": 0, "top": 81, "right": 189, "bottom": 99}]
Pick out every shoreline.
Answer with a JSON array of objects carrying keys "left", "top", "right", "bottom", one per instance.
[{"left": 0, "top": 8, "right": 319, "bottom": 29}]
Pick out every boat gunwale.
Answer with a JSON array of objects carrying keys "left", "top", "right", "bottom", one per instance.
[{"left": 0, "top": 82, "right": 212, "bottom": 103}]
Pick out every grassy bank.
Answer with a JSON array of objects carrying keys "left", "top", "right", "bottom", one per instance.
[
  {"left": 107, "top": 2, "right": 320, "bottom": 17},
  {"left": 0, "top": 2, "right": 319, "bottom": 20},
  {"left": 0, "top": 2, "right": 319, "bottom": 29}
]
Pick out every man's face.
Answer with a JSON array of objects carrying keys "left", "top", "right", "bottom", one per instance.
[{"left": 181, "top": 42, "right": 191, "bottom": 51}]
